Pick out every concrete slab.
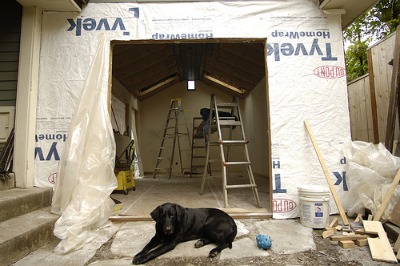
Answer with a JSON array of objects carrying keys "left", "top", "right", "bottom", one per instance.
[
  {"left": 111, "top": 222, "right": 155, "bottom": 257},
  {"left": 88, "top": 258, "right": 132, "bottom": 266},
  {"left": 220, "top": 237, "right": 270, "bottom": 260},
  {"left": 254, "top": 220, "right": 315, "bottom": 254}
]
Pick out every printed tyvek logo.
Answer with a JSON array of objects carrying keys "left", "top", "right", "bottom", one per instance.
[
  {"left": 67, "top": 7, "right": 139, "bottom": 36},
  {"left": 314, "top": 66, "right": 345, "bottom": 79},
  {"left": 273, "top": 199, "right": 297, "bottom": 213}
]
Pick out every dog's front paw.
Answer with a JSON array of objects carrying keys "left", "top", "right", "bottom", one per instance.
[
  {"left": 132, "top": 254, "right": 145, "bottom": 265},
  {"left": 194, "top": 240, "right": 204, "bottom": 248}
]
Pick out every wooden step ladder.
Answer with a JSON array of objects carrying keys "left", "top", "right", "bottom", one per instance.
[
  {"left": 200, "top": 94, "right": 261, "bottom": 208},
  {"left": 153, "top": 98, "right": 191, "bottom": 179},
  {"left": 190, "top": 117, "right": 211, "bottom": 178}
]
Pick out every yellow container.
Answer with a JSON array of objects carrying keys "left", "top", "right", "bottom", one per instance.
[{"left": 115, "top": 170, "right": 135, "bottom": 194}]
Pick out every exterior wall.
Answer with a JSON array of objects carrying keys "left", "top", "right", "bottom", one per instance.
[
  {"left": 0, "top": 0, "right": 21, "bottom": 156},
  {"left": 33, "top": 1, "right": 350, "bottom": 219},
  {"left": 0, "top": 0, "right": 21, "bottom": 107}
]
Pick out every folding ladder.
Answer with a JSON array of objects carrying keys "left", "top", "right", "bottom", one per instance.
[
  {"left": 153, "top": 98, "right": 191, "bottom": 179},
  {"left": 190, "top": 117, "right": 211, "bottom": 177},
  {"left": 200, "top": 94, "right": 261, "bottom": 208}
]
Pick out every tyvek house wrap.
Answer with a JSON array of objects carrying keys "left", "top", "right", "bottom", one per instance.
[{"left": 36, "top": 0, "right": 350, "bottom": 226}]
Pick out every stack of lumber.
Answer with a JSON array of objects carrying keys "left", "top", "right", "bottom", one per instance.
[{"left": 321, "top": 216, "right": 398, "bottom": 263}]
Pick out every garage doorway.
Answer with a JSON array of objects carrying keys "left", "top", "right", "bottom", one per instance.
[{"left": 110, "top": 39, "right": 272, "bottom": 218}]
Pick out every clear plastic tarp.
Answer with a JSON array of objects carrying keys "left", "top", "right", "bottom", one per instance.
[
  {"left": 51, "top": 35, "right": 117, "bottom": 254},
  {"left": 342, "top": 141, "right": 400, "bottom": 220}
]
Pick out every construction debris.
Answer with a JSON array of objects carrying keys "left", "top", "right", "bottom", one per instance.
[{"left": 320, "top": 216, "right": 399, "bottom": 264}]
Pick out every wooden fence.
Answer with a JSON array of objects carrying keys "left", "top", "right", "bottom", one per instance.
[{"left": 347, "top": 31, "right": 397, "bottom": 147}]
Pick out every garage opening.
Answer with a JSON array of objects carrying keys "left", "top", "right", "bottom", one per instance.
[{"left": 109, "top": 39, "right": 272, "bottom": 218}]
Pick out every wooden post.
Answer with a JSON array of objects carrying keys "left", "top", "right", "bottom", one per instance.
[{"left": 385, "top": 25, "right": 400, "bottom": 153}]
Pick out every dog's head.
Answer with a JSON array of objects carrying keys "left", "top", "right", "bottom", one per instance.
[{"left": 150, "top": 203, "right": 185, "bottom": 235}]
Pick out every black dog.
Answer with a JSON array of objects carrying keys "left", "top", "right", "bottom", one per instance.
[{"left": 132, "top": 203, "right": 237, "bottom": 264}]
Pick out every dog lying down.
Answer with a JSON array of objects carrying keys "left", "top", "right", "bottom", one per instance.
[{"left": 132, "top": 202, "right": 237, "bottom": 264}]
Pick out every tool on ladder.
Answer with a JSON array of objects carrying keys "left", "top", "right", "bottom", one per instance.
[
  {"left": 190, "top": 117, "right": 211, "bottom": 177},
  {"left": 153, "top": 98, "right": 191, "bottom": 179},
  {"left": 200, "top": 94, "right": 261, "bottom": 208}
]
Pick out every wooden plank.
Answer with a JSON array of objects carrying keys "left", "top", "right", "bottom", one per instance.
[
  {"left": 330, "top": 234, "right": 369, "bottom": 241},
  {"left": 385, "top": 26, "right": 400, "bottom": 152},
  {"left": 367, "top": 49, "right": 380, "bottom": 143},
  {"left": 363, "top": 220, "right": 398, "bottom": 263},
  {"left": 339, "top": 240, "right": 355, "bottom": 248},
  {"left": 373, "top": 168, "right": 400, "bottom": 221},
  {"left": 356, "top": 239, "right": 369, "bottom": 247},
  {"left": 110, "top": 208, "right": 272, "bottom": 222},
  {"left": 304, "top": 120, "right": 349, "bottom": 225},
  {"left": 322, "top": 229, "right": 335, "bottom": 239},
  {"left": 369, "top": 34, "right": 396, "bottom": 144},
  {"left": 329, "top": 217, "right": 339, "bottom": 227}
]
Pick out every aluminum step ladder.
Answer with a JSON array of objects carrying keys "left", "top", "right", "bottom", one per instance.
[
  {"left": 153, "top": 98, "right": 191, "bottom": 179},
  {"left": 200, "top": 94, "right": 261, "bottom": 208},
  {"left": 190, "top": 117, "right": 211, "bottom": 178}
]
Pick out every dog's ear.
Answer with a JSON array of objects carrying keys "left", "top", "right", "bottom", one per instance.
[
  {"left": 150, "top": 206, "right": 160, "bottom": 222},
  {"left": 174, "top": 204, "right": 185, "bottom": 223}
]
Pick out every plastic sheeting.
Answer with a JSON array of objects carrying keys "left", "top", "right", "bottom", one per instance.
[
  {"left": 342, "top": 141, "right": 400, "bottom": 220},
  {"left": 51, "top": 35, "right": 117, "bottom": 254}
]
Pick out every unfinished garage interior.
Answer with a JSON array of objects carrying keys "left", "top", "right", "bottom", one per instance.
[{"left": 110, "top": 39, "right": 272, "bottom": 217}]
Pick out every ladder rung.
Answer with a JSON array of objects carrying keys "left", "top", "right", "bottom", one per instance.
[
  {"left": 154, "top": 167, "right": 170, "bottom": 170},
  {"left": 217, "top": 103, "right": 238, "bottom": 107},
  {"left": 219, "top": 140, "right": 249, "bottom": 145},
  {"left": 226, "top": 184, "right": 256, "bottom": 189},
  {"left": 193, "top": 145, "right": 205, "bottom": 148},
  {"left": 223, "top": 161, "right": 251, "bottom": 166},
  {"left": 192, "top": 164, "right": 206, "bottom": 168},
  {"left": 193, "top": 155, "right": 206, "bottom": 159},
  {"left": 219, "top": 121, "right": 241, "bottom": 126}
]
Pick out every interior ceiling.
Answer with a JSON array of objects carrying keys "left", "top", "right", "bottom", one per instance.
[{"left": 112, "top": 41, "right": 266, "bottom": 100}]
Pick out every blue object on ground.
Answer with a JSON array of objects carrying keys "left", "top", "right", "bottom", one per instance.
[{"left": 256, "top": 234, "right": 272, "bottom": 250}]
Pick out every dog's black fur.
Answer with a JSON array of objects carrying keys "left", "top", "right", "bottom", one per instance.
[{"left": 132, "top": 202, "right": 237, "bottom": 264}]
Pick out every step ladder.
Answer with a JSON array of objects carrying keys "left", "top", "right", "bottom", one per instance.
[
  {"left": 190, "top": 117, "right": 211, "bottom": 178},
  {"left": 200, "top": 94, "right": 261, "bottom": 208},
  {"left": 153, "top": 98, "right": 191, "bottom": 179}
]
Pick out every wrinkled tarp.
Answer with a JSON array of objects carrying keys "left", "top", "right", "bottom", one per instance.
[
  {"left": 51, "top": 35, "right": 117, "bottom": 254},
  {"left": 342, "top": 141, "right": 400, "bottom": 220}
]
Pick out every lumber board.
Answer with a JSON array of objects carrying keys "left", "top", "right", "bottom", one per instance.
[
  {"left": 330, "top": 235, "right": 369, "bottom": 241},
  {"left": 109, "top": 211, "right": 272, "bottom": 223},
  {"left": 385, "top": 25, "right": 400, "bottom": 152},
  {"left": 329, "top": 217, "right": 339, "bottom": 228},
  {"left": 356, "top": 239, "right": 369, "bottom": 247},
  {"left": 322, "top": 230, "right": 335, "bottom": 239},
  {"left": 373, "top": 168, "right": 400, "bottom": 221},
  {"left": 363, "top": 220, "right": 397, "bottom": 263},
  {"left": 339, "top": 240, "right": 355, "bottom": 248},
  {"left": 304, "top": 120, "right": 349, "bottom": 225}
]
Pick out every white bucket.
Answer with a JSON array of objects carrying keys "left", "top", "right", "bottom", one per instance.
[{"left": 298, "top": 185, "right": 330, "bottom": 229}]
